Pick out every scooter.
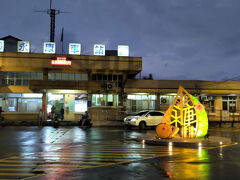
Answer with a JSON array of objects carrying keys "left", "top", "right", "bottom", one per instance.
[
  {"left": 53, "top": 115, "right": 59, "bottom": 128},
  {"left": 79, "top": 118, "right": 92, "bottom": 128}
]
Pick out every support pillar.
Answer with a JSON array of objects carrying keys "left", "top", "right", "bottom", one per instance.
[
  {"left": 42, "top": 92, "right": 47, "bottom": 121},
  {"left": 156, "top": 94, "right": 160, "bottom": 110},
  {"left": 42, "top": 68, "right": 48, "bottom": 120}
]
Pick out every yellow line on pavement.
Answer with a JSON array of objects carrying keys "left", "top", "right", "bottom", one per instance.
[
  {"left": 207, "top": 142, "right": 238, "bottom": 150},
  {"left": 23, "top": 154, "right": 159, "bottom": 158},
  {"left": 0, "top": 159, "right": 112, "bottom": 164},
  {"left": 5, "top": 156, "right": 157, "bottom": 161},
  {"left": 34, "top": 150, "right": 173, "bottom": 155},
  {"left": 17, "top": 151, "right": 171, "bottom": 155},
  {"left": 0, "top": 172, "right": 34, "bottom": 176},
  {"left": 0, "top": 168, "right": 31, "bottom": 171},
  {"left": 23, "top": 152, "right": 177, "bottom": 180},
  {"left": 40, "top": 150, "right": 171, "bottom": 153},
  {"left": 0, "top": 164, "right": 105, "bottom": 168}
]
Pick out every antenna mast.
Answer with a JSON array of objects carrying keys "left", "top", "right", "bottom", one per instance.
[
  {"left": 35, "top": 0, "right": 71, "bottom": 42},
  {"left": 49, "top": 0, "right": 58, "bottom": 42}
]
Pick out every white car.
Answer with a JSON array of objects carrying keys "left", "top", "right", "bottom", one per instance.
[{"left": 123, "top": 110, "right": 164, "bottom": 130}]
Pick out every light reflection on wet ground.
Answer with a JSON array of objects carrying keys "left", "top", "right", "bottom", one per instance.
[{"left": 0, "top": 126, "right": 240, "bottom": 179}]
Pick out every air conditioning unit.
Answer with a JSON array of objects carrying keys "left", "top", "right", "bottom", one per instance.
[
  {"left": 106, "top": 82, "right": 115, "bottom": 91},
  {"left": 161, "top": 98, "right": 167, "bottom": 104}
]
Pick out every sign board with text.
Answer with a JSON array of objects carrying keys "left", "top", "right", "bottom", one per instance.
[
  {"left": 0, "top": 40, "right": 4, "bottom": 52},
  {"left": 94, "top": 44, "right": 105, "bottom": 56},
  {"left": 43, "top": 42, "right": 56, "bottom": 54},
  {"left": 118, "top": 45, "right": 129, "bottom": 56},
  {"left": 17, "top": 41, "right": 30, "bottom": 53},
  {"left": 69, "top": 43, "right": 81, "bottom": 55},
  {"left": 51, "top": 57, "right": 72, "bottom": 66}
]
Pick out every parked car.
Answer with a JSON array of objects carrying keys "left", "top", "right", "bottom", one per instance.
[{"left": 123, "top": 110, "right": 165, "bottom": 130}]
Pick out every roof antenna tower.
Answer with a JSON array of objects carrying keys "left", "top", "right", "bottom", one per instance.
[{"left": 35, "top": 0, "right": 70, "bottom": 42}]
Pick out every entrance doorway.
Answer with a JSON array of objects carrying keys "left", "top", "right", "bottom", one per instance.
[
  {"left": 47, "top": 93, "right": 64, "bottom": 120},
  {"left": 46, "top": 90, "right": 88, "bottom": 121}
]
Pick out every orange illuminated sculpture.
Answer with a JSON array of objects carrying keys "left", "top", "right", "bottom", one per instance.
[{"left": 156, "top": 86, "right": 208, "bottom": 138}]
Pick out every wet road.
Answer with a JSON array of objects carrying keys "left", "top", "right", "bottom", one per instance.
[{"left": 0, "top": 126, "right": 240, "bottom": 179}]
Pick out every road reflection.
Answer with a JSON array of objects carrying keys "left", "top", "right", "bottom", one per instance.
[{"left": 162, "top": 147, "right": 210, "bottom": 179}]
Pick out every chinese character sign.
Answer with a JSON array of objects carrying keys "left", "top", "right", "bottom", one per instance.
[
  {"left": 17, "top": 41, "right": 30, "bottom": 53},
  {"left": 118, "top": 45, "right": 129, "bottom": 56},
  {"left": 69, "top": 43, "right": 81, "bottom": 55},
  {"left": 43, "top": 42, "right": 56, "bottom": 54},
  {"left": 0, "top": 40, "right": 4, "bottom": 52},
  {"left": 94, "top": 44, "right": 105, "bottom": 56}
]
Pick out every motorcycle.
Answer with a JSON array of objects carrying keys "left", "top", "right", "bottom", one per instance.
[
  {"left": 79, "top": 116, "right": 92, "bottom": 128},
  {"left": 53, "top": 115, "right": 59, "bottom": 128}
]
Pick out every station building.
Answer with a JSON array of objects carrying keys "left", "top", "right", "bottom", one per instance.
[{"left": 1, "top": 36, "right": 240, "bottom": 125}]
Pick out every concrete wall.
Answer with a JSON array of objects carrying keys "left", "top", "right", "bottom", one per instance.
[
  {"left": 89, "top": 106, "right": 125, "bottom": 126},
  {"left": 2, "top": 112, "right": 38, "bottom": 121},
  {"left": 125, "top": 79, "right": 240, "bottom": 95},
  {"left": 0, "top": 52, "right": 142, "bottom": 74}
]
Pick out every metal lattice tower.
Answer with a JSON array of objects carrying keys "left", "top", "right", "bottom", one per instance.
[{"left": 35, "top": 0, "right": 70, "bottom": 42}]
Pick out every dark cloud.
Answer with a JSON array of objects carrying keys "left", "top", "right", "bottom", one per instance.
[{"left": 1, "top": 0, "right": 240, "bottom": 81}]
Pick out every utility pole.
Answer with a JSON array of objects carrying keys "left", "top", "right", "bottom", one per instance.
[{"left": 35, "top": 0, "right": 70, "bottom": 42}]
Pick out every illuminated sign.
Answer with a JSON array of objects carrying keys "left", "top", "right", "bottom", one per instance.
[
  {"left": 43, "top": 42, "right": 56, "bottom": 54},
  {"left": 94, "top": 44, "right": 105, "bottom": 56},
  {"left": 69, "top": 43, "right": 81, "bottom": 55},
  {"left": 51, "top": 57, "right": 72, "bottom": 66},
  {"left": 0, "top": 40, "right": 4, "bottom": 52},
  {"left": 18, "top": 41, "right": 30, "bottom": 53},
  {"left": 118, "top": 45, "right": 129, "bottom": 56}
]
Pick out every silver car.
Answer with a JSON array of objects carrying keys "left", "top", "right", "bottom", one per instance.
[{"left": 123, "top": 110, "right": 164, "bottom": 130}]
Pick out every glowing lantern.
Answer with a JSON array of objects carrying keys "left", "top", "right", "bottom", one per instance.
[{"left": 156, "top": 86, "right": 208, "bottom": 138}]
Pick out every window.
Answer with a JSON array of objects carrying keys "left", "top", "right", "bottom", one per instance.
[
  {"left": 201, "top": 96, "right": 215, "bottom": 113},
  {"left": 148, "top": 111, "right": 164, "bottom": 116},
  {"left": 210, "top": 100, "right": 215, "bottom": 113},
  {"left": 92, "top": 94, "right": 119, "bottom": 107},
  {"left": 48, "top": 73, "right": 88, "bottom": 81},
  {"left": 91, "top": 74, "right": 123, "bottom": 88},
  {"left": 160, "top": 95, "right": 176, "bottom": 107},
  {"left": 62, "top": 73, "right": 69, "bottom": 80},
  {"left": 126, "top": 94, "right": 156, "bottom": 112},
  {"left": 222, "top": 96, "right": 237, "bottom": 113},
  {"left": 56, "top": 73, "right": 62, "bottom": 80},
  {"left": 1, "top": 72, "right": 43, "bottom": 86},
  {"left": 0, "top": 93, "right": 42, "bottom": 112},
  {"left": 18, "top": 98, "right": 42, "bottom": 112}
]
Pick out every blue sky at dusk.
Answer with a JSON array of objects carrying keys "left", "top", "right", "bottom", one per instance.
[{"left": 1, "top": 0, "right": 240, "bottom": 81}]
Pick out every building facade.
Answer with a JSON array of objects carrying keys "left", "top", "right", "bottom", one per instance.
[
  {"left": 0, "top": 51, "right": 141, "bottom": 125},
  {"left": 1, "top": 37, "right": 240, "bottom": 125}
]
